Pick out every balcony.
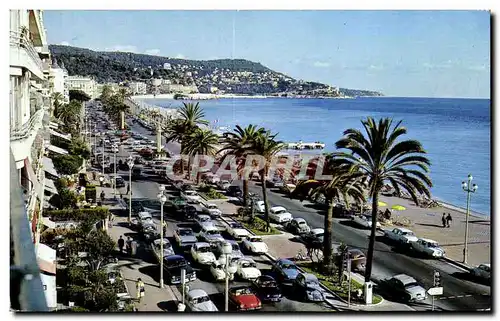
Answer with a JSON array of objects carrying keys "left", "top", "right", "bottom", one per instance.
[
  {"left": 11, "top": 108, "right": 46, "bottom": 169},
  {"left": 10, "top": 30, "right": 44, "bottom": 81}
]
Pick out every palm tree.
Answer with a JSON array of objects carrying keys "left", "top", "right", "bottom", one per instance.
[
  {"left": 183, "top": 128, "right": 219, "bottom": 182},
  {"left": 219, "top": 125, "right": 266, "bottom": 206},
  {"left": 335, "top": 117, "right": 432, "bottom": 282},
  {"left": 116, "top": 88, "right": 131, "bottom": 129},
  {"left": 250, "top": 129, "right": 284, "bottom": 231},
  {"left": 52, "top": 92, "right": 63, "bottom": 113},
  {"left": 291, "top": 160, "right": 365, "bottom": 268},
  {"left": 164, "top": 102, "right": 209, "bottom": 174}
]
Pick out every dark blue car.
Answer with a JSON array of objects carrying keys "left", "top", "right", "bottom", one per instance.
[{"left": 272, "top": 258, "right": 300, "bottom": 283}]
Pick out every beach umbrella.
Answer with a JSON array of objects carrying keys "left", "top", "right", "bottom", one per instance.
[
  {"left": 378, "top": 201, "right": 387, "bottom": 207},
  {"left": 391, "top": 205, "right": 406, "bottom": 211}
]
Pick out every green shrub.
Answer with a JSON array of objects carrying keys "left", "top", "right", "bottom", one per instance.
[
  {"left": 241, "top": 216, "right": 280, "bottom": 235},
  {"left": 69, "top": 306, "right": 90, "bottom": 312},
  {"left": 46, "top": 207, "right": 110, "bottom": 222},
  {"left": 55, "top": 177, "right": 69, "bottom": 191},
  {"left": 52, "top": 154, "right": 83, "bottom": 175}
]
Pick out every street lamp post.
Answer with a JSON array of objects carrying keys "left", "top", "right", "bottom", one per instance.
[
  {"left": 221, "top": 242, "right": 236, "bottom": 312},
  {"left": 127, "top": 155, "right": 135, "bottom": 224},
  {"left": 113, "top": 144, "right": 118, "bottom": 198},
  {"left": 461, "top": 174, "right": 478, "bottom": 264},
  {"left": 158, "top": 184, "right": 167, "bottom": 288}
]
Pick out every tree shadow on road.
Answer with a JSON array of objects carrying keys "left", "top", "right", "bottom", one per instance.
[
  {"left": 450, "top": 271, "right": 491, "bottom": 286},
  {"left": 416, "top": 223, "right": 446, "bottom": 228},
  {"left": 138, "top": 265, "right": 161, "bottom": 284},
  {"left": 157, "top": 300, "right": 179, "bottom": 312},
  {"left": 339, "top": 220, "right": 367, "bottom": 230}
]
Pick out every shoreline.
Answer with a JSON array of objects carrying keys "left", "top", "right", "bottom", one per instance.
[
  {"left": 129, "top": 98, "right": 490, "bottom": 220},
  {"left": 132, "top": 94, "right": 354, "bottom": 100}
]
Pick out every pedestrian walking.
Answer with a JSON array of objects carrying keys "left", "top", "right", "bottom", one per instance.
[
  {"left": 446, "top": 213, "right": 453, "bottom": 228},
  {"left": 442, "top": 213, "right": 447, "bottom": 228},
  {"left": 126, "top": 236, "right": 132, "bottom": 255},
  {"left": 118, "top": 235, "right": 125, "bottom": 253},
  {"left": 100, "top": 190, "right": 105, "bottom": 202},
  {"left": 126, "top": 184, "right": 130, "bottom": 195},
  {"left": 136, "top": 278, "right": 145, "bottom": 303},
  {"left": 93, "top": 172, "right": 96, "bottom": 181},
  {"left": 162, "top": 221, "right": 167, "bottom": 235}
]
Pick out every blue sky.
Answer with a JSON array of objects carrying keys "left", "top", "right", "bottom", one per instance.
[{"left": 44, "top": 10, "right": 490, "bottom": 98}]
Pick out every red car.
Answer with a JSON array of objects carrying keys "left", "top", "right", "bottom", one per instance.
[{"left": 229, "top": 286, "right": 262, "bottom": 311}]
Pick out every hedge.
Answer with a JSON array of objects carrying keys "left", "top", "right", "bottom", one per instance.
[{"left": 46, "top": 207, "right": 110, "bottom": 222}]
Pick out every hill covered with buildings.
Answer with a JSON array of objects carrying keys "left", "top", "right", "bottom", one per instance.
[{"left": 49, "top": 45, "right": 383, "bottom": 97}]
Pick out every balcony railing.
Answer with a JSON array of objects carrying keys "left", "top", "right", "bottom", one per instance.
[
  {"left": 10, "top": 151, "right": 48, "bottom": 312},
  {"left": 10, "top": 30, "right": 44, "bottom": 73},
  {"left": 10, "top": 109, "right": 45, "bottom": 141}
]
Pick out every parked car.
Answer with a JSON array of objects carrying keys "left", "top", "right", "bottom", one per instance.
[
  {"left": 114, "top": 176, "right": 125, "bottom": 188},
  {"left": 378, "top": 274, "right": 427, "bottom": 302},
  {"left": 286, "top": 218, "right": 311, "bottom": 234},
  {"left": 228, "top": 286, "right": 262, "bottom": 311},
  {"left": 253, "top": 200, "right": 266, "bottom": 213},
  {"left": 194, "top": 214, "right": 214, "bottom": 229},
  {"left": 235, "top": 258, "right": 261, "bottom": 280},
  {"left": 292, "top": 273, "right": 324, "bottom": 302},
  {"left": 163, "top": 255, "right": 196, "bottom": 285},
  {"left": 190, "top": 242, "right": 217, "bottom": 265},
  {"left": 210, "top": 261, "right": 236, "bottom": 281},
  {"left": 215, "top": 240, "right": 244, "bottom": 261},
  {"left": 410, "top": 238, "right": 445, "bottom": 258},
  {"left": 266, "top": 176, "right": 284, "bottom": 188},
  {"left": 226, "top": 185, "right": 243, "bottom": 197},
  {"left": 186, "top": 289, "right": 218, "bottom": 312},
  {"left": 141, "top": 225, "right": 158, "bottom": 243},
  {"left": 384, "top": 227, "right": 419, "bottom": 245},
  {"left": 181, "top": 205, "right": 197, "bottom": 220},
  {"left": 225, "top": 222, "right": 251, "bottom": 241},
  {"left": 352, "top": 214, "right": 382, "bottom": 229},
  {"left": 204, "top": 173, "right": 220, "bottom": 184},
  {"left": 252, "top": 275, "right": 282, "bottom": 302},
  {"left": 471, "top": 263, "right": 491, "bottom": 282},
  {"left": 202, "top": 203, "right": 222, "bottom": 218},
  {"left": 242, "top": 235, "right": 268, "bottom": 254},
  {"left": 198, "top": 225, "right": 225, "bottom": 245},
  {"left": 150, "top": 238, "right": 175, "bottom": 259},
  {"left": 181, "top": 190, "right": 202, "bottom": 204},
  {"left": 346, "top": 248, "right": 367, "bottom": 273},
  {"left": 217, "top": 180, "right": 231, "bottom": 191},
  {"left": 269, "top": 206, "right": 293, "bottom": 224},
  {"left": 300, "top": 228, "right": 324, "bottom": 247},
  {"left": 272, "top": 259, "right": 300, "bottom": 282},
  {"left": 174, "top": 227, "right": 197, "bottom": 249}
]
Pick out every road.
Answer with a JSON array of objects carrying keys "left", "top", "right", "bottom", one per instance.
[{"left": 93, "top": 108, "right": 491, "bottom": 311}]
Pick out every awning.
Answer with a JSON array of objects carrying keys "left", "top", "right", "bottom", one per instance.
[
  {"left": 43, "top": 157, "right": 59, "bottom": 177},
  {"left": 37, "top": 243, "right": 56, "bottom": 274},
  {"left": 42, "top": 216, "right": 56, "bottom": 229},
  {"left": 49, "top": 129, "right": 71, "bottom": 141},
  {"left": 49, "top": 122, "right": 59, "bottom": 129},
  {"left": 44, "top": 177, "right": 58, "bottom": 195},
  {"left": 46, "top": 144, "right": 68, "bottom": 155}
]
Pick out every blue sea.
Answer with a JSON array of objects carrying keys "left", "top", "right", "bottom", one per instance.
[{"left": 141, "top": 97, "right": 491, "bottom": 216}]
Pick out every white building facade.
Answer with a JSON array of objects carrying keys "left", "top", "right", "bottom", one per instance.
[
  {"left": 48, "top": 58, "right": 69, "bottom": 103},
  {"left": 128, "top": 81, "right": 147, "bottom": 95},
  {"left": 67, "top": 75, "right": 98, "bottom": 99}
]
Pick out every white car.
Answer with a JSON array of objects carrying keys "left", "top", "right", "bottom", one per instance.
[
  {"left": 384, "top": 227, "right": 419, "bottom": 244},
  {"left": 235, "top": 258, "right": 261, "bottom": 280},
  {"left": 204, "top": 173, "right": 220, "bottom": 184},
  {"left": 242, "top": 235, "right": 268, "bottom": 254},
  {"left": 186, "top": 289, "right": 218, "bottom": 312},
  {"left": 210, "top": 261, "right": 235, "bottom": 281},
  {"left": 217, "top": 180, "right": 231, "bottom": 190},
  {"left": 410, "top": 238, "right": 445, "bottom": 258},
  {"left": 269, "top": 206, "right": 293, "bottom": 224},
  {"left": 253, "top": 200, "right": 265, "bottom": 213},
  {"left": 190, "top": 242, "right": 217, "bottom": 265},
  {"left": 194, "top": 214, "right": 214, "bottom": 229},
  {"left": 226, "top": 222, "right": 250, "bottom": 240},
  {"left": 471, "top": 263, "right": 491, "bottom": 281},
  {"left": 352, "top": 214, "right": 382, "bottom": 229},
  {"left": 215, "top": 240, "right": 244, "bottom": 261},
  {"left": 181, "top": 190, "right": 202, "bottom": 204},
  {"left": 202, "top": 203, "right": 222, "bottom": 217},
  {"left": 151, "top": 238, "right": 175, "bottom": 260},
  {"left": 198, "top": 225, "right": 225, "bottom": 245}
]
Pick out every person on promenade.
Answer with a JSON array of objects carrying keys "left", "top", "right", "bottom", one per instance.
[
  {"left": 442, "top": 213, "right": 447, "bottom": 228},
  {"left": 126, "top": 184, "right": 130, "bottom": 195},
  {"left": 126, "top": 236, "right": 132, "bottom": 255},
  {"left": 162, "top": 221, "right": 167, "bottom": 235},
  {"left": 446, "top": 213, "right": 453, "bottom": 228},
  {"left": 118, "top": 235, "right": 125, "bottom": 253},
  {"left": 136, "top": 278, "right": 145, "bottom": 303}
]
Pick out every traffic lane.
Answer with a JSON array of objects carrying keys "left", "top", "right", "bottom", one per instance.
[
  {"left": 128, "top": 121, "right": 181, "bottom": 155},
  {"left": 128, "top": 175, "right": 332, "bottom": 312},
  {"left": 246, "top": 183, "right": 491, "bottom": 311}
]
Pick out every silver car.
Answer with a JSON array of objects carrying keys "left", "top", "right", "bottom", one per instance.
[{"left": 382, "top": 274, "right": 427, "bottom": 302}]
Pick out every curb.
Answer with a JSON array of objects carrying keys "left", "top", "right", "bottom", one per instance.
[{"left": 441, "top": 257, "right": 472, "bottom": 271}]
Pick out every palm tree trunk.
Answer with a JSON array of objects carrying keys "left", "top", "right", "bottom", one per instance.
[
  {"left": 322, "top": 199, "right": 334, "bottom": 267},
  {"left": 243, "top": 178, "right": 249, "bottom": 207},
  {"left": 120, "top": 111, "right": 125, "bottom": 130},
  {"left": 179, "top": 144, "right": 184, "bottom": 174},
  {"left": 187, "top": 156, "right": 192, "bottom": 180},
  {"left": 259, "top": 169, "right": 271, "bottom": 232},
  {"left": 365, "top": 190, "right": 379, "bottom": 282}
]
